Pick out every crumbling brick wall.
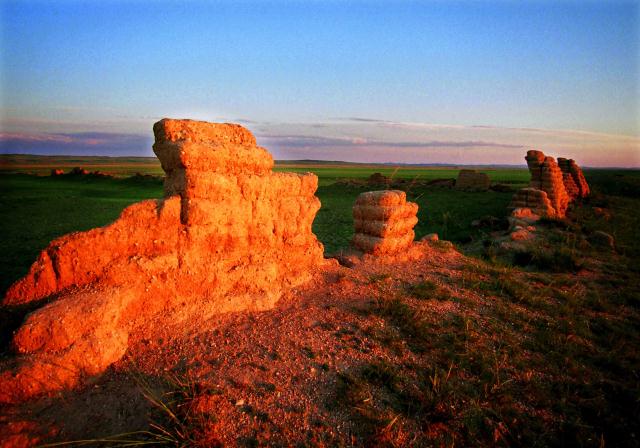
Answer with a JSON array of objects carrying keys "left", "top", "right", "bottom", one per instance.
[
  {"left": 352, "top": 190, "right": 418, "bottom": 255},
  {"left": 1, "top": 119, "right": 326, "bottom": 402}
]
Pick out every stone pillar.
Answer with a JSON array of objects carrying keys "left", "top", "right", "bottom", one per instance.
[
  {"left": 352, "top": 190, "right": 418, "bottom": 255},
  {"left": 558, "top": 157, "right": 590, "bottom": 198}
]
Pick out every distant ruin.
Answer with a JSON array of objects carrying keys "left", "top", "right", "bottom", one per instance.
[
  {"left": 509, "top": 150, "right": 589, "bottom": 219},
  {"left": 1, "top": 119, "right": 326, "bottom": 402},
  {"left": 352, "top": 190, "right": 418, "bottom": 255},
  {"left": 455, "top": 169, "right": 491, "bottom": 191}
]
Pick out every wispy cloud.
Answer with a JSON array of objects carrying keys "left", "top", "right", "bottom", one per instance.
[
  {"left": 0, "top": 132, "right": 152, "bottom": 156},
  {"left": 1, "top": 117, "right": 638, "bottom": 167},
  {"left": 259, "top": 133, "right": 524, "bottom": 150}
]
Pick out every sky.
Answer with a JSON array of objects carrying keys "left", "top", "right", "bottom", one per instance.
[{"left": 0, "top": 0, "right": 638, "bottom": 167}]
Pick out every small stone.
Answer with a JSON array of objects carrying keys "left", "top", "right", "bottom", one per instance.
[
  {"left": 511, "top": 229, "right": 532, "bottom": 241},
  {"left": 235, "top": 399, "right": 245, "bottom": 406},
  {"left": 421, "top": 233, "right": 439, "bottom": 242}
]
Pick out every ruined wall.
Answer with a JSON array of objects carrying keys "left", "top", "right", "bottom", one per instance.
[
  {"left": 454, "top": 169, "right": 491, "bottom": 191},
  {"left": 561, "top": 172, "right": 580, "bottom": 200},
  {"left": 152, "top": 119, "right": 324, "bottom": 301},
  {"left": 352, "top": 190, "right": 418, "bottom": 255},
  {"left": 525, "top": 150, "right": 569, "bottom": 218},
  {"left": 510, "top": 150, "right": 590, "bottom": 219},
  {"left": 508, "top": 188, "right": 556, "bottom": 217},
  {"left": 1, "top": 119, "right": 325, "bottom": 402},
  {"left": 558, "top": 157, "right": 590, "bottom": 199}
]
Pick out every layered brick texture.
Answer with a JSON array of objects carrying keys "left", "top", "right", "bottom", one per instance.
[
  {"left": 352, "top": 190, "right": 418, "bottom": 255},
  {"left": 509, "top": 188, "right": 556, "bottom": 217},
  {"left": 558, "top": 157, "right": 590, "bottom": 199},
  {"left": 525, "top": 150, "right": 570, "bottom": 218},
  {"left": 1, "top": 119, "right": 325, "bottom": 402},
  {"left": 509, "top": 150, "right": 590, "bottom": 219},
  {"left": 152, "top": 119, "right": 324, "bottom": 298}
]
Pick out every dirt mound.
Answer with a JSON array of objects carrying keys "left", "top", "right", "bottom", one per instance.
[
  {"left": 352, "top": 190, "right": 418, "bottom": 254},
  {"left": 454, "top": 169, "right": 490, "bottom": 191},
  {"left": 1, "top": 119, "right": 326, "bottom": 403}
]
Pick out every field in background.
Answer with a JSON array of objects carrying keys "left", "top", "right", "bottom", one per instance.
[
  {"left": 2, "top": 155, "right": 639, "bottom": 295},
  {"left": 0, "top": 154, "right": 530, "bottom": 185}
]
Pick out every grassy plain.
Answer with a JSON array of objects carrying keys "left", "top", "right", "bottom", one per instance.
[{"left": 1, "top": 155, "right": 639, "bottom": 446}]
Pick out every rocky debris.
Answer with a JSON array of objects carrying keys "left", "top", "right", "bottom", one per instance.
[
  {"left": 509, "top": 208, "right": 541, "bottom": 225},
  {"left": 1, "top": 119, "right": 326, "bottom": 402},
  {"left": 69, "top": 167, "right": 89, "bottom": 176},
  {"left": 525, "top": 150, "right": 570, "bottom": 218},
  {"left": 510, "top": 228, "right": 534, "bottom": 241},
  {"left": 420, "top": 233, "right": 439, "bottom": 242},
  {"left": 367, "top": 172, "right": 389, "bottom": 185},
  {"left": 558, "top": 158, "right": 590, "bottom": 198},
  {"left": 588, "top": 231, "right": 615, "bottom": 250},
  {"left": 50, "top": 169, "right": 64, "bottom": 176},
  {"left": 352, "top": 190, "right": 418, "bottom": 255},
  {"left": 454, "top": 169, "right": 491, "bottom": 191},
  {"left": 593, "top": 207, "right": 612, "bottom": 220},
  {"left": 505, "top": 208, "right": 541, "bottom": 241}
]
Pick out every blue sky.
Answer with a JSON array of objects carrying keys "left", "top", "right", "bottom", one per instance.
[{"left": 1, "top": 0, "right": 638, "bottom": 166}]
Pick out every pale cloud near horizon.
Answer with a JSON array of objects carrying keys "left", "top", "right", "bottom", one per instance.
[{"left": 1, "top": 115, "right": 638, "bottom": 167}]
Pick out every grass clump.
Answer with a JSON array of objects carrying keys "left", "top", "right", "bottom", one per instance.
[
  {"left": 42, "top": 371, "right": 222, "bottom": 447},
  {"left": 512, "top": 245, "right": 584, "bottom": 273},
  {"left": 406, "top": 280, "right": 451, "bottom": 301}
]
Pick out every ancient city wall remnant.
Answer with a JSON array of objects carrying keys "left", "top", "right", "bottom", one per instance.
[
  {"left": 558, "top": 157, "right": 590, "bottom": 199},
  {"left": 454, "top": 169, "right": 491, "bottom": 191},
  {"left": 509, "top": 188, "right": 556, "bottom": 217},
  {"left": 509, "top": 150, "right": 590, "bottom": 219},
  {"left": 352, "top": 190, "right": 418, "bottom": 255},
  {"left": 1, "top": 119, "right": 325, "bottom": 402},
  {"left": 524, "top": 150, "right": 570, "bottom": 218}
]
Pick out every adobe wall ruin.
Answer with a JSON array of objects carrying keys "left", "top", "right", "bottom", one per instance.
[
  {"left": 454, "top": 169, "right": 491, "bottom": 191},
  {"left": 352, "top": 190, "right": 418, "bottom": 255},
  {"left": 0, "top": 119, "right": 326, "bottom": 403},
  {"left": 558, "top": 157, "right": 590, "bottom": 199},
  {"left": 509, "top": 150, "right": 590, "bottom": 219},
  {"left": 524, "top": 150, "right": 570, "bottom": 218}
]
